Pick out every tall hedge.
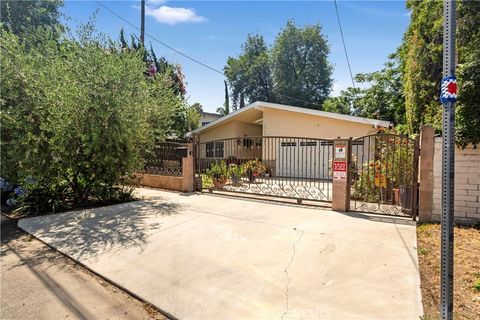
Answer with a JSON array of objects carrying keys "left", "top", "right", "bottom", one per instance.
[
  {"left": 402, "top": 0, "right": 480, "bottom": 147},
  {"left": 0, "top": 28, "right": 183, "bottom": 207}
]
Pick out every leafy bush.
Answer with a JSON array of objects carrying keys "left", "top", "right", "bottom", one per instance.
[
  {"left": 0, "top": 26, "right": 184, "bottom": 213},
  {"left": 206, "top": 161, "right": 229, "bottom": 186},
  {"left": 351, "top": 135, "right": 416, "bottom": 203},
  {"left": 228, "top": 163, "right": 244, "bottom": 178},
  {"left": 241, "top": 159, "right": 267, "bottom": 177}
]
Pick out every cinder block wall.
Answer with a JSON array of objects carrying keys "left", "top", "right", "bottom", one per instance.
[{"left": 432, "top": 137, "right": 480, "bottom": 223}]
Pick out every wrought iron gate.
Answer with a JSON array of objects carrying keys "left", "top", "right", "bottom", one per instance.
[
  {"left": 350, "top": 133, "right": 419, "bottom": 217},
  {"left": 195, "top": 136, "right": 333, "bottom": 202}
]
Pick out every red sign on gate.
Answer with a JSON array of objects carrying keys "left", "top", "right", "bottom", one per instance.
[{"left": 333, "top": 161, "right": 347, "bottom": 172}]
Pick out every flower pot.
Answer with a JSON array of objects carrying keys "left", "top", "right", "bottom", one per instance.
[{"left": 213, "top": 174, "right": 226, "bottom": 189}]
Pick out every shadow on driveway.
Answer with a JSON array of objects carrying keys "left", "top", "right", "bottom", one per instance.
[{"left": 19, "top": 199, "right": 183, "bottom": 260}]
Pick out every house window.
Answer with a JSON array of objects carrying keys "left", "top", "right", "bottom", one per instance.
[
  {"left": 300, "top": 141, "right": 317, "bottom": 147},
  {"left": 206, "top": 141, "right": 224, "bottom": 158},
  {"left": 281, "top": 142, "right": 297, "bottom": 147}
]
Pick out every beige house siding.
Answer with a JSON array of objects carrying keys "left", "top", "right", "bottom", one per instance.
[
  {"left": 198, "top": 121, "right": 262, "bottom": 143},
  {"left": 197, "top": 121, "right": 262, "bottom": 160},
  {"left": 262, "top": 108, "right": 379, "bottom": 139}
]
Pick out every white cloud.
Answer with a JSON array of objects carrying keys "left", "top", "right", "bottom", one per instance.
[
  {"left": 146, "top": 0, "right": 166, "bottom": 5},
  {"left": 145, "top": 5, "right": 207, "bottom": 25}
]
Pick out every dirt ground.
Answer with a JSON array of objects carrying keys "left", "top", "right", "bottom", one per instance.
[
  {"left": 1, "top": 215, "right": 167, "bottom": 320},
  {"left": 417, "top": 223, "right": 480, "bottom": 319}
]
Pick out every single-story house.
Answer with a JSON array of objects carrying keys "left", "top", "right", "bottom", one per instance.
[{"left": 188, "top": 101, "right": 390, "bottom": 179}]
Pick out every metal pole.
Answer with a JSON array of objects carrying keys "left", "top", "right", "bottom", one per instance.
[
  {"left": 140, "top": 0, "right": 145, "bottom": 46},
  {"left": 440, "top": 0, "right": 456, "bottom": 319}
]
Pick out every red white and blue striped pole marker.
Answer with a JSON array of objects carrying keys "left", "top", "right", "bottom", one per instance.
[
  {"left": 440, "top": 1, "right": 456, "bottom": 319},
  {"left": 440, "top": 76, "right": 457, "bottom": 103}
]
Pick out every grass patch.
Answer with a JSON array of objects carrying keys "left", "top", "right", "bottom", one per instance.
[
  {"left": 417, "top": 247, "right": 429, "bottom": 255},
  {"left": 474, "top": 278, "right": 480, "bottom": 292},
  {"left": 417, "top": 223, "right": 480, "bottom": 319}
]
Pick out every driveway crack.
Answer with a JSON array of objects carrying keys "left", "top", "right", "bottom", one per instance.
[{"left": 281, "top": 229, "right": 304, "bottom": 320}]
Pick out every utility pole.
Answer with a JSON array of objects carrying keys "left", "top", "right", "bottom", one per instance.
[
  {"left": 140, "top": 0, "right": 145, "bottom": 46},
  {"left": 440, "top": 0, "right": 457, "bottom": 319}
]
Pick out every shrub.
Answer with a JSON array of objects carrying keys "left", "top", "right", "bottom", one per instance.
[
  {"left": 0, "top": 26, "right": 183, "bottom": 213},
  {"left": 241, "top": 159, "right": 267, "bottom": 176},
  {"left": 206, "top": 161, "right": 229, "bottom": 183}
]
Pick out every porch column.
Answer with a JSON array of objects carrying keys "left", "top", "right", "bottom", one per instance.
[{"left": 332, "top": 138, "right": 352, "bottom": 212}]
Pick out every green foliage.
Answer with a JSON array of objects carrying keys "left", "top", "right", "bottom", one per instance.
[
  {"left": 185, "top": 105, "right": 201, "bottom": 133},
  {"left": 206, "top": 161, "right": 229, "bottom": 187},
  {"left": 272, "top": 21, "right": 332, "bottom": 108},
  {"left": 118, "top": 31, "right": 190, "bottom": 138},
  {"left": 217, "top": 80, "right": 231, "bottom": 115},
  {"left": 353, "top": 52, "right": 405, "bottom": 124},
  {"left": 401, "top": 0, "right": 480, "bottom": 146},
  {"left": 1, "top": 0, "right": 63, "bottom": 36},
  {"left": 228, "top": 163, "right": 244, "bottom": 178},
  {"left": 401, "top": 0, "right": 443, "bottom": 135},
  {"left": 474, "top": 276, "right": 480, "bottom": 292},
  {"left": 241, "top": 159, "right": 267, "bottom": 177},
  {"left": 224, "top": 21, "right": 332, "bottom": 110},
  {"left": 323, "top": 87, "right": 361, "bottom": 115},
  {"left": 224, "top": 34, "right": 273, "bottom": 110},
  {"left": 0, "top": 26, "right": 182, "bottom": 212},
  {"left": 455, "top": 0, "right": 480, "bottom": 147},
  {"left": 325, "top": 52, "right": 404, "bottom": 125},
  {"left": 201, "top": 173, "right": 214, "bottom": 189},
  {"left": 352, "top": 135, "right": 416, "bottom": 202}
]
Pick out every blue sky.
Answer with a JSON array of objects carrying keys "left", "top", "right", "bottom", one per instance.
[{"left": 62, "top": 1, "right": 410, "bottom": 113}]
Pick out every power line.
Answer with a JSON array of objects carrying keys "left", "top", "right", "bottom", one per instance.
[
  {"left": 275, "top": 92, "right": 323, "bottom": 108},
  {"left": 333, "top": 0, "right": 356, "bottom": 90},
  {"left": 95, "top": 0, "right": 326, "bottom": 109},
  {"left": 94, "top": 0, "right": 225, "bottom": 76}
]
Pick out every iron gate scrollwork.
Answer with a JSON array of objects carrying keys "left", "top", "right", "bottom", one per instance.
[
  {"left": 350, "top": 133, "right": 419, "bottom": 217},
  {"left": 195, "top": 136, "right": 333, "bottom": 202},
  {"left": 139, "top": 141, "right": 184, "bottom": 176}
]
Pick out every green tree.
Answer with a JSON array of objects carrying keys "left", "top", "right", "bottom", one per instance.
[
  {"left": 0, "top": 0, "right": 63, "bottom": 35},
  {"left": 224, "top": 34, "right": 274, "bottom": 109},
  {"left": 185, "top": 105, "right": 201, "bottom": 133},
  {"left": 323, "top": 88, "right": 360, "bottom": 115},
  {"left": 0, "top": 27, "right": 182, "bottom": 212},
  {"left": 401, "top": 0, "right": 480, "bottom": 146},
  {"left": 191, "top": 102, "right": 204, "bottom": 113},
  {"left": 216, "top": 81, "right": 231, "bottom": 115},
  {"left": 225, "top": 22, "right": 333, "bottom": 110},
  {"left": 354, "top": 52, "right": 405, "bottom": 125},
  {"left": 272, "top": 21, "right": 333, "bottom": 109}
]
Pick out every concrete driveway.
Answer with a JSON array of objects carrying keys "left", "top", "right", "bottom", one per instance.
[{"left": 19, "top": 188, "right": 423, "bottom": 319}]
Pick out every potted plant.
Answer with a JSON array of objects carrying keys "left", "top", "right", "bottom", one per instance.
[
  {"left": 242, "top": 159, "right": 267, "bottom": 183},
  {"left": 207, "top": 161, "right": 228, "bottom": 189},
  {"left": 228, "top": 163, "right": 244, "bottom": 185}
]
